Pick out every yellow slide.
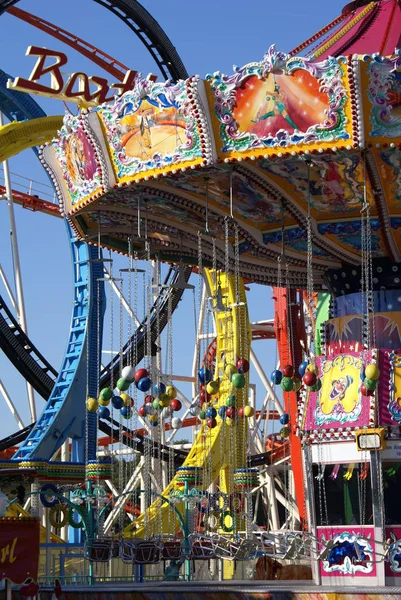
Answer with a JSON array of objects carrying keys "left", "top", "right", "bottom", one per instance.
[
  {"left": 124, "top": 269, "right": 251, "bottom": 538},
  {"left": 0, "top": 116, "right": 62, "bottom": 162}
]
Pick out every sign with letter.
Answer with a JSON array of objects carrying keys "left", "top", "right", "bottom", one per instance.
[{"left": 0, "top": 518, "right": 40, "bottom": 584}]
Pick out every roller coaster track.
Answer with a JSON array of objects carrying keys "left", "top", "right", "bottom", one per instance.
[
  {"left": 0, "top": 1, "right": 191, "bottom": 457},
  {"left": 0, "top": 0, "right": 187, "bottom": 82}
]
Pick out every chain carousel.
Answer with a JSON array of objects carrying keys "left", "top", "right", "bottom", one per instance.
[{"left": 3, "top": 0, "right": 401, "bottom": 596}]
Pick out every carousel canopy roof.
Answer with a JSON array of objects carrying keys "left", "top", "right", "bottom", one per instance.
[{"left": 41, "top": 0, "right": 401, "bottom": 289}]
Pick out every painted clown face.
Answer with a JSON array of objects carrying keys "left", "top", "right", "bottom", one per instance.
[{"left": 321, "top": 375, "right": 354, "bottom": 415}]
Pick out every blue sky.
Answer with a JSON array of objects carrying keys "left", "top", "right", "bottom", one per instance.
[{"left": 0, "top": 0, "right": 345, "bottom": 438}]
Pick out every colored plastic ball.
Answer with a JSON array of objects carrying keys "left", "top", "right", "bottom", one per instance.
[
  {"left": 236, "top": 358, "right": 250, "bottom": 374},
  {"left": 166, "top": 386, "right": 176, "bottom": 399},
  {"left": 199, "top": 388, "right": 210, "bottom": 402},
  {"left": 207, "top": 418, "right": 217, "bottom": 429},
  {"left": 198, "top": 367, "right": 212, "bottom": 385},
  {"left": 206, "top": 407, "right": 217, "bottom": 419},
  {"left": 303, "top": 371, "right": 317, "bottom": 387},
  {"left": 122, "top": 366, "right": 135, "bottom": 382},
  {"left": 171, "top": 417, "right": 182, "bottom": 429},
  {"left": 139, "top": 405, "right": 146, "bottom": 417},
  {"left": 170, "top": 399, "right": 182, "bottom": 411},
  {"left": 144, "top": 395, "right": 153, "bottom": 404},
  {"left": 138, "top": 377, "right": 152, "bottom": 392},
  {"left": 134, "top": 368, "right": 149, "bottom": 383},
  {"left": 281, "top": 377, "right": 294, "bottom": 392},
  {"left": 153, "top": 382, "right": 166, "bottom": 396},
  {"left": 293, "top": 377, "right": 302, "bottom": 392},
  {"left": 365, "top": 364, "right": 380, "bottom": 380},
  {"left": 360, "top": 384, "right": 374, "bottom": 397},
  {"left": 206, "top": 380, "right": 220, "bottom": 395},
  {"left": 226, "top": 406, "right": 236, "bottom": 419},
  {"left": 199, "top": 410, "right": 206, "bottom": 420},
  {"left": 360, "top": 369, "right": 365, "bottom": 381},
  {"left": 218, "top": 406, "right": 227, "bottom": 419},
  {"left": 280, "top": 426, "right": 290, "bottom": 439},
  {"left": 152, "top": 399, "right": 161, "bottom": 410},
  {"left": 117, "top": 377, "right": 130, "bottom": 392},
  {"left": 150, "top": 420, "right": 159, "bottom": 427},
  {"left": 98, "top": 396, "right": 110, "bottom": 407},
  {"left": 112, "top": 395, "right": 124, "bottom": 410},
  {"left": 282, "top": 364, "right": 294, "bottom": 378},
  {"left": 87, "top": 397, "right": 98, "bottom": 412},
  {"left": 225, "top": 364, "right": 237, "bottom": 379},
  {"left": 158, "top": 394, "right": 170, "bottom": 408},
  {"left": 310, "top": 378, "right": 322, "bottom": 392},
  {"left": 99, "top": 387, "right": 113, "bottom": 402},
  {"left": 243, "top": 405, "right": 254, "bottom": 418},
  {"left": 147, "top": 413, "right": 158, "bottom": 423},
  {"left": 225, "top": 395, "right": 236, "bottom": 407},
  {"left": 98, "top": 405, "right": 110, "bottom": 420},
  {"left": 306, "top": 363, "right": 319, "bottom": 375},
  {"left": 231, "top": 373, "right": 246, "bottom": 389},
  {"left": 271, "top": 370, "right": 283, "bottom": 385},
  {"left": 364, "top": 378, "right": 378, "bottom": 391},
  {"left": 121, "top": 405, "right": 132, "bottom": 419},
  {"left": 279, "top": 413, "right": 290, "bottom": 425},
  {"left": 225, "top": 417, "right": 233, "bottom": 426},
  {"left": 144, "top": 404, "right": 156, "bottom": 416},
  {"left": 238, "top": 407, "right": 245, "bottom": 418},
  {"left": 298, "top": 362, "right": 309, "bottom": 377},
  {"left": 190, "top": 404, "right": 201, "bottom": 416},
  {"left": 120, "top": 393, "right": 133, "bottom": 406}
]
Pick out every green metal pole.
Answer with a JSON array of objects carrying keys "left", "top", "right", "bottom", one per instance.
[{"left": 184, "top": 482, "right": 191, "bottom": 582}]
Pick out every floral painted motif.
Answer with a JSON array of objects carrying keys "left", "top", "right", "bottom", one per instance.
[
  {"left": 207, "top": 45, "right": 349, "bottom": 153},
  {"left": 98, "top": 75, "right": 203, "bottom": 179},
  {"left": 321, "top": 531, "right": 373, "bottom": 575},
  {"left": 52, "top": 113, "right": 102, "bottom": 206},
  {"left": 367, "top": 53, "right": 401, "bottom": 138}
]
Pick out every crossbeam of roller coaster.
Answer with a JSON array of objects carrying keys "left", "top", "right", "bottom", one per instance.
[{"left": 7, "top": 6, "right": 130, "bottom": 82}]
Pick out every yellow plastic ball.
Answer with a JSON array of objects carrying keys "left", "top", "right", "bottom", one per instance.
[
  {"left": 243, "top": 405, "right": 254, "bottom": 418},
  {"left": 120, "top": 393, "right": 133, "bottom": 406},
  {"left": 159, "top": 394, "right": 171, "bottom": 408},
  {"left": 166, "top": 386, "right": 176, "bottom": 399},
  {"left": 206, "top": 380, "right": 220, "bottom": 395},
  {"left": 98, "top": 397, "right": 110, "bottom": 407},
  {"left": 86, "top": 397, "right": 98, "bottom": 412},
  {"left": 306, "top": 363, "right": 319, "bottom": 375},
  {"left": 365, "top": 364, "right": 380, "bottom": 380},
  {"left": 226, "top": 417, "right": 233, "bottom": 426},
  {"left": 148, "top": 414, "right": 158, "bottom": 423},
  {"left": 225, "top": 364, "right": 237, "bottom": 379}
]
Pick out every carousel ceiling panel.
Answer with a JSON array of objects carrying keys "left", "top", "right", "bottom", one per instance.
[
  {"left": 317, "top": 219, "right": 388, "bottom": 259},
  {"left": 254, "top": 151, "right": 375, "bottom": 221}
]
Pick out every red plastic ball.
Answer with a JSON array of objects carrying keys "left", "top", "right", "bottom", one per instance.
[
  {"left": 226, "top": 407, "right": 236, "bottom": 419},
  {"left": 360, "top": 384, "right": 374, "bottom": 397},
  {"left": 199, "top": 388, "right": 210, "bottom": 402},
  {"left": 144, "top": 395, "right": 153, "bottom": 404},
  {"left": 170, "top": 399, "right": 182, "bottom": 411},
  {"left": 303, "top": 371, "right": 317, "bottom": 387},
  {"left": 207, "top": 418, "right": 217, "bottom": 429},
  {"left": 139, "top": 405, "right": 146, "bottom": 417},
  {"left": 236, "top": 358, "right": 250, "bottom": 374},
  {"left": 134, "top": 368, "right": 149, "bottom": 383},
  {"left": 238, "top": 407, "right": 245, "bottom": 418},
  {"left": 282, "top": 364, "right": 294, "bottom": 378}
]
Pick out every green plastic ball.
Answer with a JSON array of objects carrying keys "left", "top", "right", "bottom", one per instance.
[
  {"left": 231, "top": 373, "right": 246, "bottom": 389},
  {"left": 99, "top": 387, "right": 113, "bottom": 402},
  {"left": 117, "top": 377, "right": 130, "bottom": 392},
  {"left": 364, "top": 378, "right": 378, "bottom": 391},
  {"left": 310, "top": 378, "right": 322, "bottom": 392},
  {"left": 225, "top": 395, "right": 236, "bottom": 407},
  {"left": 199, "top": 410, "right": 206, "bottom": 420},
  {"left": 280, "top": 377, "right": 294, "bottom": 392}
]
